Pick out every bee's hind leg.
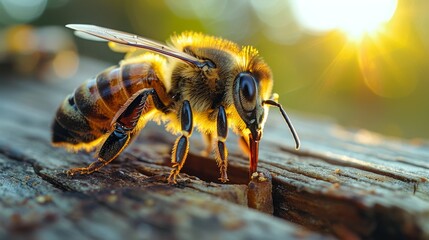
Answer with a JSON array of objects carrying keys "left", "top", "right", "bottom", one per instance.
[
  {"left": 67, "top": 124, "right": 133, "bottom": 175},
  {"left": 67, "top": 88, "right": 165, "bottom": 176}
]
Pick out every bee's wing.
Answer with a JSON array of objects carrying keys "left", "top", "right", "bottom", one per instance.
[{"left": 66, "top": 24, "right": 202, "bottom": 67}]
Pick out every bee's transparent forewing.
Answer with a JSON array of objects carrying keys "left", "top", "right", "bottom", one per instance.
[
  {"left": 73, "top": 30, "right": 108, "bottom": 42},
  {"left": 66, "top": 24, "right": 202, "bottom": 67}
]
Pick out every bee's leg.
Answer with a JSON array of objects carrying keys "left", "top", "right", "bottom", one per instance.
[
  {"left": 216, "top": 106, "right": 229, "bottom": 183},
  {"left": 201, "top": 133, "right": 213, "bottom": 157},
  {"left": 67, "top": 123, "right": 133, "bottom": 175},
  {"left": 168, "top": 100, "right": 193, "bottom": 184},
  {"left": 238, "top": 135, "right": 250, "bottom": 156},
  {"left": 68, "top": 88, "right": 165, "bottom": 175}
]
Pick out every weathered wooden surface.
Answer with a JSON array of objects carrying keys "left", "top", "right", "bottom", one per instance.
[{"left": 1, "top": 57, "right": 429, "bottom": 239}]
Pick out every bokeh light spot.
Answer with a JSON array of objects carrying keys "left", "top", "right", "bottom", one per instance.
[{"left": 0, "top": 0, "right": 47, "bottom": 23}]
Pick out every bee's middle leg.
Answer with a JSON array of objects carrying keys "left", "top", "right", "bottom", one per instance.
[
  {"left": 168, "top": 100, "right": 193, "bottom": 184},
  {"left": 216, "top": 105, "right": 229, "bottom": 183},
  {"left": 68, "top": 88, "right": 164, "bottom": 176}
]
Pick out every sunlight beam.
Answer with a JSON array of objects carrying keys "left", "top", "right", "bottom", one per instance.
[{"left": 291, "top": 0, "right": 398, "bottom": 41}]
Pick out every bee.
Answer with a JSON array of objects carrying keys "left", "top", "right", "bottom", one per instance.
[{"left": 52, "top": 24, "right": 300, "bottom": 184}]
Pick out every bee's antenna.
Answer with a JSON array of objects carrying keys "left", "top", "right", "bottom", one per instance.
[{"left": 262, "top": 99, "right": 300, "bottom": 150}]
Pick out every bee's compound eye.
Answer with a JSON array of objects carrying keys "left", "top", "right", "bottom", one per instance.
[{"left": 238, "top": 73, "right": 257, "bottom": 111}]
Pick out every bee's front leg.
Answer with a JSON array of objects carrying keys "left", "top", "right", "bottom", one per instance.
[
  {"left": 216, "top": 105, "right": 229, "bottom": 183},
  {"left": 238, "top": 135, "right": 250, "bottom": 156},
  {"left": 168, "top": 100, "right": 193, "bottom": 184}
]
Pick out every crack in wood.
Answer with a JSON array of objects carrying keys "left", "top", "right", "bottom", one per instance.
[{"left": 0, "top": 146, "right": 74, "bottom": 192}]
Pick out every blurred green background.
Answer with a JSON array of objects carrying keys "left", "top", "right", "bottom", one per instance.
[{"left": 1, "top": 0, "right": 428, "bottom": 140}]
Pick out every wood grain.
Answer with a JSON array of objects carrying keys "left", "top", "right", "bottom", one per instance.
[{"left": 1, "top": 57, "right": 428, "bottom": 239}]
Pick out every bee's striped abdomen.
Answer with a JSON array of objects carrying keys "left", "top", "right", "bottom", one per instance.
[
  {"left": 95, "top": 67, "right": 130, "bottom": 114},
  {"left": 51, "top": 54, "right": 169, "bottom": 151},
  {"left": 51, "top": 93, "right": 104, "bottom": 149}
]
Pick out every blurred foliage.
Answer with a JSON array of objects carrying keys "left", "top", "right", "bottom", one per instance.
[{"left": 0, "top": 0, "right": 428, "bottom": 139}]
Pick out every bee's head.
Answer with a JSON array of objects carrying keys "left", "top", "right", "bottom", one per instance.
[
  {"left": 232, "top": 71, "right": 300, "bottom": 175},
  {"left": 232, "top": 72, "right": 264, "bottom": 142}
]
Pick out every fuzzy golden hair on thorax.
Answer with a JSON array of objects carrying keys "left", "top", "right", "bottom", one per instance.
[
  {"left": 170, "top": 32, "right": 265, "bottom": 75},
  {"left": 170, "top": 32, "right": 240, "bottom": 54}
]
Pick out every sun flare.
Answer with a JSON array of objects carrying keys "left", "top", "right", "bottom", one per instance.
[{"left": 291, "top": 0, "right": 398, "bottom": 41}]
